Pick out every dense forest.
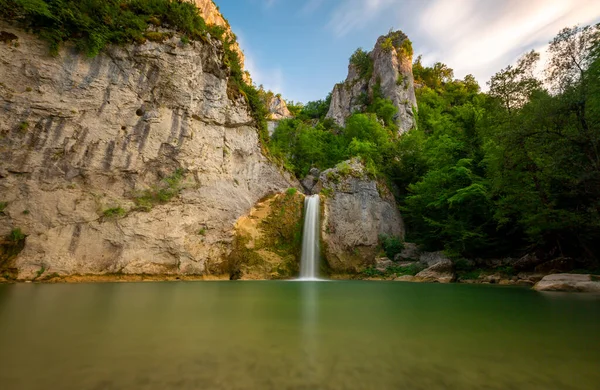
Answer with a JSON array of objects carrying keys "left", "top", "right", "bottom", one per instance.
[{"left": 268, "top": 24, "right": 600, "bottom": 266}]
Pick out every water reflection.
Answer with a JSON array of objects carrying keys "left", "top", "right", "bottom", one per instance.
[
  {"left": 0, "top": 282, "right": 598, "bottom": 390},
  {"left": 300, "top": 281, "right": 319, "bottom": 382}
]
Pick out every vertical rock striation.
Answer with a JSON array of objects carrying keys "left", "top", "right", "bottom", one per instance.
[
  {"left": 191, "top": 0, "right": 249, "bottom": 83},
  {"left": 0, "top": 22, "right": 294, "bottom": 279}
]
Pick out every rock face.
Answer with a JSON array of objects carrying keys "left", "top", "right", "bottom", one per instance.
[
  {"left": 191, "top": 0, "right": 249, "bottom": 83},
  {"left": 394, "top": 242, "right": 420, "bottom": 261},
  {"left": 414, "top": 259, "right": 455, "bottom": 283},
  {"left": 313, "top": 158, "right": 405, "bottom": 273},
  {"left": 0, "top": 22, "right": 295, "bottom": 279},
  {"left": 267, "top": 95, "right": 292, "bottom": 121},
  {"left": 301, "top": 168, "right": 320, "bottom": 194},
  {"left": 534, "top": 274, "right": 600, "bottom": 293},
  {"left": 326, "top": 30, "right": 417, "bottom": 133},
  {"left": 229, "top": 191, "right": 304, "bottom": 280}
]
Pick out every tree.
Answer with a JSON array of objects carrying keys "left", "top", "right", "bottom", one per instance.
[{"left": 487, "top": 50, "right": 541, "bottom": 115}]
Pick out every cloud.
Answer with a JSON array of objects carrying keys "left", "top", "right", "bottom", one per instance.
[
  {"left": 328, "top": 0, "right": 395, "bottom": 37},
  {"left": 301, "top": 0, "right": 325, "bottom": 16},
  {"left": 415, "top": 0, "right": 600, "bottom": 86}
]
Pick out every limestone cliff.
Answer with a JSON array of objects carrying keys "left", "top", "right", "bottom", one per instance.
[
  {"left": 312, "top": 159, "right": 405, "bottom": 273},
  {"left": 326, "top": 30, "right": 417, "bottom": 133},
  {"left": 0, "top": 22, "right": 295, "bottom": 280},
  {"left": 191, "top": 0, "right": 250, "bottom": 83},
  {"left": 267, "top": 95, "right": 292, "bottom": 121}
]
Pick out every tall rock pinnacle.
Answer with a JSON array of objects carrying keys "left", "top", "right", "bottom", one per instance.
[{"left": 326, "top": 30, "right": 418, "bottom": 134}]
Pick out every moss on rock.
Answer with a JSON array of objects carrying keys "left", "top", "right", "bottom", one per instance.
[{"left": 227, "top": 190, "right": 304, "bottom": 279}]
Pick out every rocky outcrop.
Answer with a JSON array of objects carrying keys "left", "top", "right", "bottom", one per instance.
[
  {"left": 394, "top": 242, "right": 420, "bottom": 261},
  {"left": 313, "top": 158, "right": 404, "bottom": 273},
  {"left": 267, "top": 95, "right": 292, "bottom": 121},
  {"left": 0, "top": 22, "right": 295, "bottom": 280},
  {"left": 191, "top": 0, "right": 249, "bottom": 83},
  {"left": 414, "top": 259, "right": 455, "bottom": 283},
  {"left": 266, "top": 95, "right": 292, "bottom": 137},
  {"left": 326, "top": 30, "right": 417, "bottom": 133},
  {"left": 301, "top": 168, "right": 320, "bottom": 194},
  {"left": 534, "top": 274, "right": 600, "bottom": 293},
  {"left": 228, "top": 191, "right": 304, "bottom": 280}
]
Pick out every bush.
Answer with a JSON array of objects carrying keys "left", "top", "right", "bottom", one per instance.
[
  {"left": 349, "top": 48, "right": 373, "bottom": 80},
  {"left": 379, "top": 234, "right": 404, "bottom": 259},
  {"left": 0, "top": 201, "right": 7, "bottom": 214},
  {"left": 0, "top": 0, "right": 209, "bottom": 56},
  {"left": 133, "top": 169, "right": 185, "bottom": 211},
  {"left": 286, "top": 188, "right": 297, "bottom": 196},
  {"left": 103, "top": 207, "right": 126, "bottom": 219},
  {"left": 9, "top": 228, "right": 26, "bottom": 242},
  {"left": 400, "top": 38, "right": 413, "bottom": 58}
]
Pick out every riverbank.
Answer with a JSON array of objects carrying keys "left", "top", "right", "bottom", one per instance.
[
  {"left": 0, "top": 273, "right": 228, "bottom": 284},
  {"left": 3, "top": 271, "right": 600, "bottom": 293}
]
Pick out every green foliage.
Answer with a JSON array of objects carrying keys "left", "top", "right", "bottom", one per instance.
[
  {"left": 265, "top": 24, "right": 600, "bottom": 266},
  {"left": 0, "top": 0, "right": 213, "bottom": 56},
  {"left": 0, "top": 201, "right": 6, "bottom": 214},
  {"left": 400, "top": 38, "right": 413, "bottom": 58},
  {"left": 9, "top": 228, "right": 26, "bottom": 242},
  {"left": 381, "top": 37, "right": 394, "bottom": 53},
  {"left": 320, "top": 187, "right": 333, "bottom": 197},
  {"left": 103, "top": 207, "right": 126, "bottom": 219},
  {"left": 349, "top": 48, "right": 373, "bottom": 80},
  {"left": 0, "top": 1, "right": 269, "bottom": 150},
  {"left": 19, "top": 121, "right": 29, "bottom": 132},
  {"left": 286, "top": 187, "right": 297, "bottom": 196},
  {"left": 198, "top": 228, "right": 206, "bottom": 236},
  {"left": 34, "top": 265, "right": 46, "bottom": 280},
  {"left": 379, "top": 234, "right": 404, "bottom": 259},
  {"left": 362, "top": 263, "right": 422, "bottom": 278},
  {"left": 396, "top": 73, "right": 405, "bottom": 86},
  {"left": 133, "top": 168, "right": 185, "bottom": 211}
]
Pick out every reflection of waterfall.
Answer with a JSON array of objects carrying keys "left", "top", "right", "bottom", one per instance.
[{"left": 300, "top": 195, "right": 320, "bottom": 280}]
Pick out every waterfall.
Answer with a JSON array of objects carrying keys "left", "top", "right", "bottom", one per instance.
[{"left": 299, "top": 195, "right": 320, "bottom": 280}]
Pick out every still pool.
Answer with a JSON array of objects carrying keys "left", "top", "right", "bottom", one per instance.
[{"left": 0, "top": 281, "right": 599, "bottom": 389}]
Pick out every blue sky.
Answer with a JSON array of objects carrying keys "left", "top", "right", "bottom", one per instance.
[{"left": 215, "top": 0, "right": 600, "bottom": 104}]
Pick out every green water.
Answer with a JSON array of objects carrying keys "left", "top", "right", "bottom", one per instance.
[{"left": 0, "top": 281, "right": 599, "bottom": 390}]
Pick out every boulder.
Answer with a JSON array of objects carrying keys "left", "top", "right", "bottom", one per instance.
[
  {"left": 375, "top": 257, "right": 394, "bottom": 272},
  {"left": 513, "top": 253, "right": 543, "bottom": 272},
  {"left": 419, "top": 251, "right": 451, "bottom": 267},
  {"left": 534, "top": 274, "right": 600, "bottom": 293},
  {"left": 414, "top": 259, "right": 455, "bottom": 283}
]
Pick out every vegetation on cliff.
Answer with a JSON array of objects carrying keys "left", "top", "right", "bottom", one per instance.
[
  {"left": 226, "top": 191, "right": 304, "bottom": 280},
  {"left": 268, "top": 24, "right": 600, "bottom": 266},
  {"left": 0, "top": 0, "right": 271, "bottom": 142},
  {"left": 268, "top": 86, "right": 398, "bottom": 178}
]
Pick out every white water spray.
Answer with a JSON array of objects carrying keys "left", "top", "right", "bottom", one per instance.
[{"left": 299, "top": 195, "right": 320, "bottom": 280}]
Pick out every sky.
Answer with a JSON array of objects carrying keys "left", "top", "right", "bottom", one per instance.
[{"left": 214, "top": 0, "right": 600, "bottom": 104}]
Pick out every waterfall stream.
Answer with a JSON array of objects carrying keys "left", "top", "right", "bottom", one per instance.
[{"left": 299, "top": 195, "right": 320, "bottom": 280}]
